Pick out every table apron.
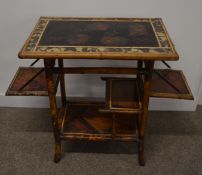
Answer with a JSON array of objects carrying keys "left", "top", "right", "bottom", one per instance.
[{"left": 50, "top": 67, "right": 144, "bottom": 75}]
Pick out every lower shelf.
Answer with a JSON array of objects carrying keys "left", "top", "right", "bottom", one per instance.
[{"left": 60, "top": 103, "right": 138, "bottom": 142}]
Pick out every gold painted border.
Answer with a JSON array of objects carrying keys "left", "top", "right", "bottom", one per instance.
[
  {"left": 149, "top": 19, "right": 162, "bottom": 47},
  {"left": 159, "top": 19, "right": 175, "bottom": 53},
  {"left": 33, "top": 19, "right": 50, "bottom": 51}
]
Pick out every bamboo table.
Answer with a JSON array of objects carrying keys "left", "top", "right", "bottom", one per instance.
[{"left": 12, "top": 17, "right": 192, "bottom": 165}]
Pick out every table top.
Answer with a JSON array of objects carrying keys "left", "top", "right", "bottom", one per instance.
[{"left": 18, "top": 17, "right": 179, "bottom": 60}]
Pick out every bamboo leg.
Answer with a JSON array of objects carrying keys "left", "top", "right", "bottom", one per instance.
[
  {"left": 138, "top": 61, "right": 154, "bottom": 166},
  {"left": 44, "top": 60, "right": 61, "bottom": 163},
  {"left": 112, "top": 114, "right": 116, "bottom": 138},
  {"left": 137, "top": 60, "right": 143, "bottom": 80},
  {"left": 58, "top": 59, "right": 66, "bottom": 106},
  {"left": 137, "top": 60, "right": 143, "bottom": 127}
]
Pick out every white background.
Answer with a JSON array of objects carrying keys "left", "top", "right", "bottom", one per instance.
[{"left": 0, "top": 0, "right": 202, "bottom": 110}]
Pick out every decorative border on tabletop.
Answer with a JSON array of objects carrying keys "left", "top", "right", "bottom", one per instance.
[{"left": 22, "top": 17, "right": 177, "bottom": 56}]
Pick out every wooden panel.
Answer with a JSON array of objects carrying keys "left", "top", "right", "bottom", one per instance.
[
  {"left": 6, "top": 67, "right": 193, "bottom": 100},
  {"left": 150, "top": 69, "right": 193, "bottom": 100},
  {"left": 19, "top": 17, "right": 178, "bottom": 60},
  {"left": 53, "top": 67, "right": 139, "bottom": 74},
  {"left": 6, "top": 67, "right": 58, "bottom": 96},
  {"left": 67, "top": 97, "right": 105, "bottom": 106},
  {"left": 61, "top": 104, "right": 138, "bottom": 141},
  {"left": 39, "top": 21, "right": 159, "bottom": 47},
  {"left": 101, "top": 77, "right": 143, "bottom": 113}
]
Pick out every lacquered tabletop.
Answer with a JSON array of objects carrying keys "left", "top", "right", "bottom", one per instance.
[{"left": 19, "top": 17, "right": 178, "bottom": 60}]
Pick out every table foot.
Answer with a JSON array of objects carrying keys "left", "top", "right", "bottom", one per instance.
[
  {"left": 54, "top": 142, "right": 61, "bottom": 163},
  {"left": 138, "top": 139, "right": 145, "bottom": 166},
  {"left": 54, "top": 155, "right": 61, "bottom": 163},
  {"left": 138, "top": 158, "right": 145, "bottom": 166}
]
